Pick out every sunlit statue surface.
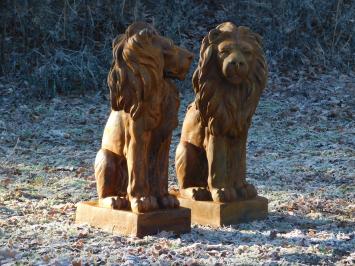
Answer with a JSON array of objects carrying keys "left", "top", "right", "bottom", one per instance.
[
  {"left": 175, "top": 22, "right": 268, "bottom": 226},
  {"left": 76, "top": 22, "right": 193, "bottom": 236}
]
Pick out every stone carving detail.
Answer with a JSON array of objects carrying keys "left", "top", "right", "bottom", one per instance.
[
  {"left": 175, "top": 22, "right": 268, "bottom": 203},
  {"left": 95, "top": 22, "right": 193, "bottom": 213}
]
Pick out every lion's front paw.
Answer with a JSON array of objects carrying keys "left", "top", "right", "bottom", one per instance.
[
  {"left": 245, "top": 183, "right": 257, "bottom": 198},
  {"left": 210, "top": 187, "right": 237, "bottom": 203},
  {"left": 130, "top": 196, "right": 159, "bottom": 213},
  {"left": 235, "top": 183, "right": 257, "bottom": 199},
  {"left": 179, "top": 187, "right": 212, "bottom": 201},
  {"left": 99, "top": 196, "right": 129, "bottom": 209},
  {"left": 158, "top": 194, "right": 179, "bottom": 209}
]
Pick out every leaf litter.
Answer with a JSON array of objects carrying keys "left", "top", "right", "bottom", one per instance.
[{"left": 0, "top": 71, "right": 354, "bottom": 265}]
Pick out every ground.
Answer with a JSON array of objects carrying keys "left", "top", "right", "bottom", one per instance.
[{"left": 0, "top": 71, "right": 354, "bottom": 265}]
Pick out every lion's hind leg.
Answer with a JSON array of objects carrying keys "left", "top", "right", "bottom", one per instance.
[
  {"left": 175, "top": 141, "right": 211, "bottom": 201},
  {"left": 95, "top": 148, "right": 129, "bottom": 209}
]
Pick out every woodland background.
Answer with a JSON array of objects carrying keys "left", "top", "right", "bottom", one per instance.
[{"left": 0, "top": 0, "right": 354, "bottom": 96}]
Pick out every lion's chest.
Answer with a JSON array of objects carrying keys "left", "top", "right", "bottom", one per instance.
[{"left": 206, "top": 87, "right": 251, "bottom": 137}]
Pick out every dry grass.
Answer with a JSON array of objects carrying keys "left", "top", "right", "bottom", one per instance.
[
  {"left": 0, "top": 72, "right": 354, "bottom": 264},
  {"left": 0, "top": 0, "right": 354, "bottom": 96}
]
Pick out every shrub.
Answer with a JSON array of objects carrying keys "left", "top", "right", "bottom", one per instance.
[{"left": 0, "top": 0, "right": 353, "bottom": 97}]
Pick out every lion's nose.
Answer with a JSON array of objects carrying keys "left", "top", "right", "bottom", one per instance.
[{"left": 229, "top": 60, "right": 245, "bottom": 69}]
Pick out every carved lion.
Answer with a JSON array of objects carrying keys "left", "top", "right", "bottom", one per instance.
[
  {"left": 95, "top": 22, "right": 193, "bottom": 213},
  {"left": 175, "top": 22, "right": 268, "bottom": 202}
]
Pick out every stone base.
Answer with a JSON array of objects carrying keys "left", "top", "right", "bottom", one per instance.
[
  {"left": 75, "top": 201, "right": 191, "bottom": 237},
  {"left": 177, "top": 195, "right": 268, "bottom": 227}
]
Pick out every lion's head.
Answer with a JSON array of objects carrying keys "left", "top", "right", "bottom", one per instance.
[
  {"left": 193, "top": 22, "right": 268, "bottom": 136},
  {"left": 108, "top": 22, "right": 193, "bottom": 117}
]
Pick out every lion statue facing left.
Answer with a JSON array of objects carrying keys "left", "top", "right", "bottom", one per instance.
[{"left": 95, "top": 22, "right": 193, "bottom": 213}]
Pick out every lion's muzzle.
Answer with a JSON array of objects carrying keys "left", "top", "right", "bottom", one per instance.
[
  {"left": 177, "top": 48, "right": 194, "bottom": 80},
  {"left": 222, "top": 52, "right": 249, "bottom": 85}
]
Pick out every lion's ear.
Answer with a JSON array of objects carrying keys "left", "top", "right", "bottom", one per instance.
[
  {"left": 208, "top": 28, "right": 221, "bottom": 44},
  {"left": 238, "top": 26, "right": 250, "bottom": 33},
  {"left": 128, "top": 28, "right": 155, "bottom": 46},
  {"left": 217, "top": 22, "right": 238, "bottom": 32},
  {"left": 136, "top": 28, "right": 155, "bottom": 43}
]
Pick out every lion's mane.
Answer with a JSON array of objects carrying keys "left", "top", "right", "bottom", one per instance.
[
  {"left": 107, "top": 22, "right": 165, "bottom": 125},
  {"left": 192, "top": 23, "right": 268, "bottom": 137}
]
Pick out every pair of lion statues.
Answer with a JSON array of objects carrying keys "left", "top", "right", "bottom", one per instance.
[{"left": 94, "top": 22, "right": 268, "bottom": 213}]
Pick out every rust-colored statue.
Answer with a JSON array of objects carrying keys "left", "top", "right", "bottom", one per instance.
[
  {"left": 176, "top": 22, "right": 268, "bottom": 203},
  {"left": 95, "top": 22, "right": 193, "bottom": 213}
]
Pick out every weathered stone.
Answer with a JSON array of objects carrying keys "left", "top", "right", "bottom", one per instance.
[
  {"left": 76, "top": 201, "right": 191, "bottom": 237},
  {"left": 177, "top": 196, "right": 268, "bottom": 227}
]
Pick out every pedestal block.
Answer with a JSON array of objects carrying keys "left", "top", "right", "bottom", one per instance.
[
  {"left": 75, "top": 201, "right": 191, "bottom": 237},
  {"left": 177, "top": 196, "right": 268, "bottom": 227}
]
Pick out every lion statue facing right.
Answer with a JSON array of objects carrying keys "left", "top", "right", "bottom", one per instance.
[
  {"left": 175, "top": 22, "right": 268, "bottom": 203},
  {"left": 95, "top": 22, "right": 193, "bottom": 213}
]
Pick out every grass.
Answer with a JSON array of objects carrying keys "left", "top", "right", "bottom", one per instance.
[
  {"left": 0, "top": 0, "right": 354, "bottom": 97},
  {"left": 0, "top": 71, "right": 354, "bottom": 264}
]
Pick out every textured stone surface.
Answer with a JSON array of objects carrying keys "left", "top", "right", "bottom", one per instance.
[
  {"left": 75, "top": 201, "right": 191, "bottom": 237},
  {"left": 177, "top": 196, "right": 268, "bottom": 227},
  {"left": 95, "top": 22, "right": 193, "bottom": 213},
  {"left": 176, "top": 22, "right": 268, "bottom": 203}
]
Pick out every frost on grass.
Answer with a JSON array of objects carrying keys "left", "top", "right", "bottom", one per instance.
[{"left": 0, "top": 72, "right": 354, "bottom": 265}]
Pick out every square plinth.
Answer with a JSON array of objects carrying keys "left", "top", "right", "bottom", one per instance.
[
  {"left": 75, "top": 201, "right": 191, "bottom": 237},
  {"left": 177, "top": 196, "right": 268, "bottom": 227}
]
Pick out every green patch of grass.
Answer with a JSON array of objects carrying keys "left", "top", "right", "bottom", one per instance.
[
  {"left": 32, "top": 175, "right": 45, "bottom": 186},
  {"left": 70, "top": 178, "right": 88, "bottom": 189}
]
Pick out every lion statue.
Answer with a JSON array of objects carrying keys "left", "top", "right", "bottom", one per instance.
[
  {"left": 175, "top": 22, "right": 268, "bottom": 203},
  {"left": 95, "top": 22, "right": 193, "bottom": 213}
]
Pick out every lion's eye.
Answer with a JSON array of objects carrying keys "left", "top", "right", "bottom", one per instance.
[
  {"left": 243, "top": 50, "right": 252, "bottom": 56},
  {"left": 219, "top": 49, "right": 229, "bottom": 55},
  {"left": 162, "top": 40, "right": 174, "bottom": 53}
]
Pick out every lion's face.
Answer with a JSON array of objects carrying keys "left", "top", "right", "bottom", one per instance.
[
  {"left": 122, "top": 25, "right": 193, "bottom": 81},
  {"left": 193, "top": 22, "right": 268, "bottom": 136},
  {"left": 217, "top": 39, "right": 254, "bottom": 85},
  {"left": 197, "top": 22, "right": 266, "bottom": 87},
  {"left": 152, "top": 35, "right": 194, "bottom": 80},
  {"left": 109, "top": 22, "right": 194, "bottom": 114}
]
